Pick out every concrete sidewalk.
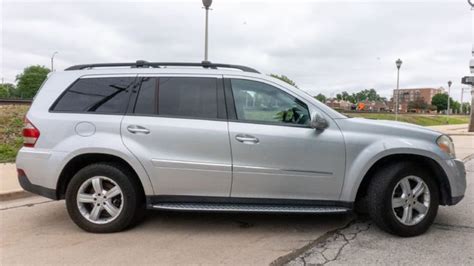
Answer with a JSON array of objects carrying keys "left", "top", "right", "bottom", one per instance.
[
  {"left": 428, "top": 124, "right": 474, "bottom": 136},
  {"left": 0, "top": 163, "right": 30, "bottom": 200},
  {"left": 1, "top": 124, "right": 472, "bottom": 200},
  {"left": 427, "top": 124, "right": 474, "bottom": 161}
]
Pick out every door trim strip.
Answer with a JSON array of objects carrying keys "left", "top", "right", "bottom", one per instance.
[{"left": 151, "top": 158, "right": 231, "bottom": 171}]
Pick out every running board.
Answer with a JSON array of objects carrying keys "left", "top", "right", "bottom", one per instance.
[{"left": 150, "top": 203, "right": 350, "bottom": 213}]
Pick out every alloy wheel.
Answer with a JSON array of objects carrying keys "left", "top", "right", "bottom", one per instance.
[
  {"left": 76, "top": 176, "right": 124, "bottom": 224},
  {"left": 391, "top": 175, "right": 430, "bottom": 226}
]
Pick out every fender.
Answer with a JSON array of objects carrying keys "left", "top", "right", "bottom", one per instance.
[
  {"left": 57, "top": 147, "right": 155, "bottom": 196},
  {"left": 339, "top": 137, "right": 450, "bottom": 202}
]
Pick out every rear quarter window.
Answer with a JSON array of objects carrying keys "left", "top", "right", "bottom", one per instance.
[{"left": 51, "top": 77, "right": 135, "bottom": 114}]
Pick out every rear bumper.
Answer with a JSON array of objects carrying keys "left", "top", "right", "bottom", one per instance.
[{"left": 17, "top": 170, "right": 58, "bottom": 200}]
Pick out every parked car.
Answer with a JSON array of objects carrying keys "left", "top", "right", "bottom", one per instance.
[{"left": 16, "top": 61, "right": 466, "bottom": 236}]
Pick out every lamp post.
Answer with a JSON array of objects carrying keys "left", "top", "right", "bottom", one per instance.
[
  {"left": 447, "top": 80, "right": 452, "bottom": 117},
  {"left": 202, "top": 0, "right": 212, "bottom": 63},
  {"left": 395, "top": 59, "right": 402, "bottom": 121},
  {"left": 51, "top": 51, "right": 58, "bottom": 72}
]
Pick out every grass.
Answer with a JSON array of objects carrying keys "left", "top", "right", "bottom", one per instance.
[
  {"left": 0, "top": 105, "right": 29, "bottom": 163},
  {"left": 344, "top": 113, "right": 470, "bottom": 126}
]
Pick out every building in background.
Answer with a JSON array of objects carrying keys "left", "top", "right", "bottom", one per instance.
[
  {"left": 392, "top": 87, "right": 444, "bottom": 113},
  {"left": 357, "top": 100, "right": 389, "bottom": 112},
  {"left": 325, "top": 99, "right": 353, "bottom": 111}
]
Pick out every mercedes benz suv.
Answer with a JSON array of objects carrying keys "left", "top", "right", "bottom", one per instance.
[{"left": 16, "top": 61, "right": 466, "bottom": 236}]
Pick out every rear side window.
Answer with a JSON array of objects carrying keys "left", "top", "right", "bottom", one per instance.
[
  {"left": 51, "top": 77, "right": 135, "bottom": 114},
  {"left": 134, "top": 77, "right": 221, "bottom": 119}
]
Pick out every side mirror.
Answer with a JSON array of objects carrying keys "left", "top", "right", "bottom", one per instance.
[{"left": 310, "top": 113, "right": 329, "bottom": 130}]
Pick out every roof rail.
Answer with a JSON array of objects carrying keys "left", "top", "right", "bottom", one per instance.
[{"left": 64, "top": 60, "right": 260, "bottom": 73}]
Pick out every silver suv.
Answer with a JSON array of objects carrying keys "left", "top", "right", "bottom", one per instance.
[{"left": 16, "top": 61, "right": 466, "bottom": 236}]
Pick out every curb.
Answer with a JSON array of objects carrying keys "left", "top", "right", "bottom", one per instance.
[
  {"left": 463, "top": 154, "right": 474, "bottom": 163},
  {"left": 0, "top": 190, "right": 33, "bottom": 201}
]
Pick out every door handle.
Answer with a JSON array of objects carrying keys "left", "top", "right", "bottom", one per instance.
[
  {"left": 235, "top": 134, "right": 259, "bottom": 144},
  {"left": 127, "top": 125, "right": 150, "bottom": 134}
]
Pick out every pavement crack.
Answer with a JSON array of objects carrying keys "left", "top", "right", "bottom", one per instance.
[
  {"left": 433, "top": 222, "right": 474, "bottom": 232},
  {"left": 300, "top": 256, "right": 307, "bottom": 266},
  {"left": 316, "top": 221, "right": 371, "bottom": 265},
  {"left": 271, "top": 216, "right": 372, "bottom": 266},
  {"left": 0, "top": 200, "right": 54, "bottom": 211}
]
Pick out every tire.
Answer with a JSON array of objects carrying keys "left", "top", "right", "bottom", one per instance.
[
  {"left": 65, "top": 163, "right": 145, "bottom": 233},
  {"left": 367, "top": 161, "right": 439, "bottom": 237}
]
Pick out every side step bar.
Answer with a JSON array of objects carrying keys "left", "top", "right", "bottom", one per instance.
[{"left": 150, "top": 203, "right": 350, "bottom": 213}]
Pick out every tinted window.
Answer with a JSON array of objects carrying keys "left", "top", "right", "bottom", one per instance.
[
  {"left": 231, "top": 79, "right": 310, "bottom": 126},
  {"left": 134, "top": 77, "right": 218, "bottom": 119},
  {"left": 52, "top": 77, "right": 134, "bottom": 113}
]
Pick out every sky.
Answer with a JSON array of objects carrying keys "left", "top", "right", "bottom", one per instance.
[{"left": 1, "top": 0, "right": 473, "bottom": 101}]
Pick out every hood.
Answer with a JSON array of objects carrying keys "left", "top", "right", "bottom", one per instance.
[{"left": 335, "top": 117, "right": 443, "bottom": 142}]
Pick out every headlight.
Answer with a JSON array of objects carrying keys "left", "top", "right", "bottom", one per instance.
[{"left": 437, "top": 135, "right": 455, "bottom": 158}]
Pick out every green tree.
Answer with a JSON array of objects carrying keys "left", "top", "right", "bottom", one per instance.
[
  {"left": 451, "top": 101, "right": 461, "bottom": 114},
  {"left": 16, "top": 65, "right": 50, "bottom": 98},
  {"left": 431, "top": 93, "right": 454, "bottom": 113},
  {"left": 314, "top": 93, "right": 327, "bottom": 103},
  {"left": 5, "top": 83, "right": 19, "bottom": 98},
  {"left": 461, "top": 102, "right": 471, "bottom": 114},
  {"left": 336, "top": 91, "right": 354, "bottom": 103},
  {"left": 0, "top": 83, "right": 15, "bottom": 99},
  {"left": 408, "top": 99, "right": 428, "bottom": 111},
  {"left": 270, "top": 74, "right": 298, "bottom": 88},
  {"left": 428, "top": 104, "right": 437, "bottom": 111},
  {"left": 352, "top": 89, "right": 383, "bottom": 102}
]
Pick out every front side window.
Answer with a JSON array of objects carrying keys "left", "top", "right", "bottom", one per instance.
[
  {"left": 134, "top": 77, "right": 219, "bottom": 119},
  {"left": 231, "top": 79, "right": 310, "bottom": 126},
  {"left": 52, "top": 77, "right": 134, "bottom": 114}
]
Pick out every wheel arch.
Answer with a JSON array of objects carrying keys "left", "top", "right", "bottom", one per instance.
[
  {"left": 56, "top": 153, "right": 152, "bottom": 199},
  {"left": 354, "top": 154, "right": 452, "bottom": 206}
]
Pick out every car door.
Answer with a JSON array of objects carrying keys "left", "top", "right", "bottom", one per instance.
[
  {"left": 121, "top": 75, "right": 232, "bottom": 197},
  {"left": 225, "top": 77, "right": 346, "bottom": 201}
]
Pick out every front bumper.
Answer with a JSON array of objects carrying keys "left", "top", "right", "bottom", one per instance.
[{"left": 444, "top": 159, "right": 467, "bottom": 205}]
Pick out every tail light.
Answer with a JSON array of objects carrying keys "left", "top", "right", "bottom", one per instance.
[{"left": 23, "top": 118, "right": 40, "bottom": 147}]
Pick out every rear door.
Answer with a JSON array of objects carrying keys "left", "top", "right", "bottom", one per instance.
[{"left": 121, "top": 75, "right": 232, "bottom": 197}]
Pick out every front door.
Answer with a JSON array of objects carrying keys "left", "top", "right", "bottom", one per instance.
[
  {"left": 121, "top": 75, "right": 232, "bottom": 197},
  {"left": 226, "top": 78, "right": 346, "bottom": 201}
]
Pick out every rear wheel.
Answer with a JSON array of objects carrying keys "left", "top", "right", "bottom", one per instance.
[
  {"left": 367, "top": 162, "right": 439, "bottom": 237},
  {"left": 65, "top": 163, "right": 144, "bottom": 233}
]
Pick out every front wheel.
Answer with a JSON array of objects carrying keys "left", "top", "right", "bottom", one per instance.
[
  {"left": 367, "top": 162, "right": 439, "bottom": 237},
  {"left": 65, "top": 163, "right": 144, "bottom": 233}
]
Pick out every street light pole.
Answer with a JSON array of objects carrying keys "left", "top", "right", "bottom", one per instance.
[
  {"left": 447, "top": 80, "right": 452, "bottom": 118},
  {"left": 202, "top": 0, "right": 213, "bottom": 63},
  {"left": 395, "top": 59, "right": 402, "bottom": 121},
  {"left": 51, "top": 51, "right": 58, "bottom": 71}
]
